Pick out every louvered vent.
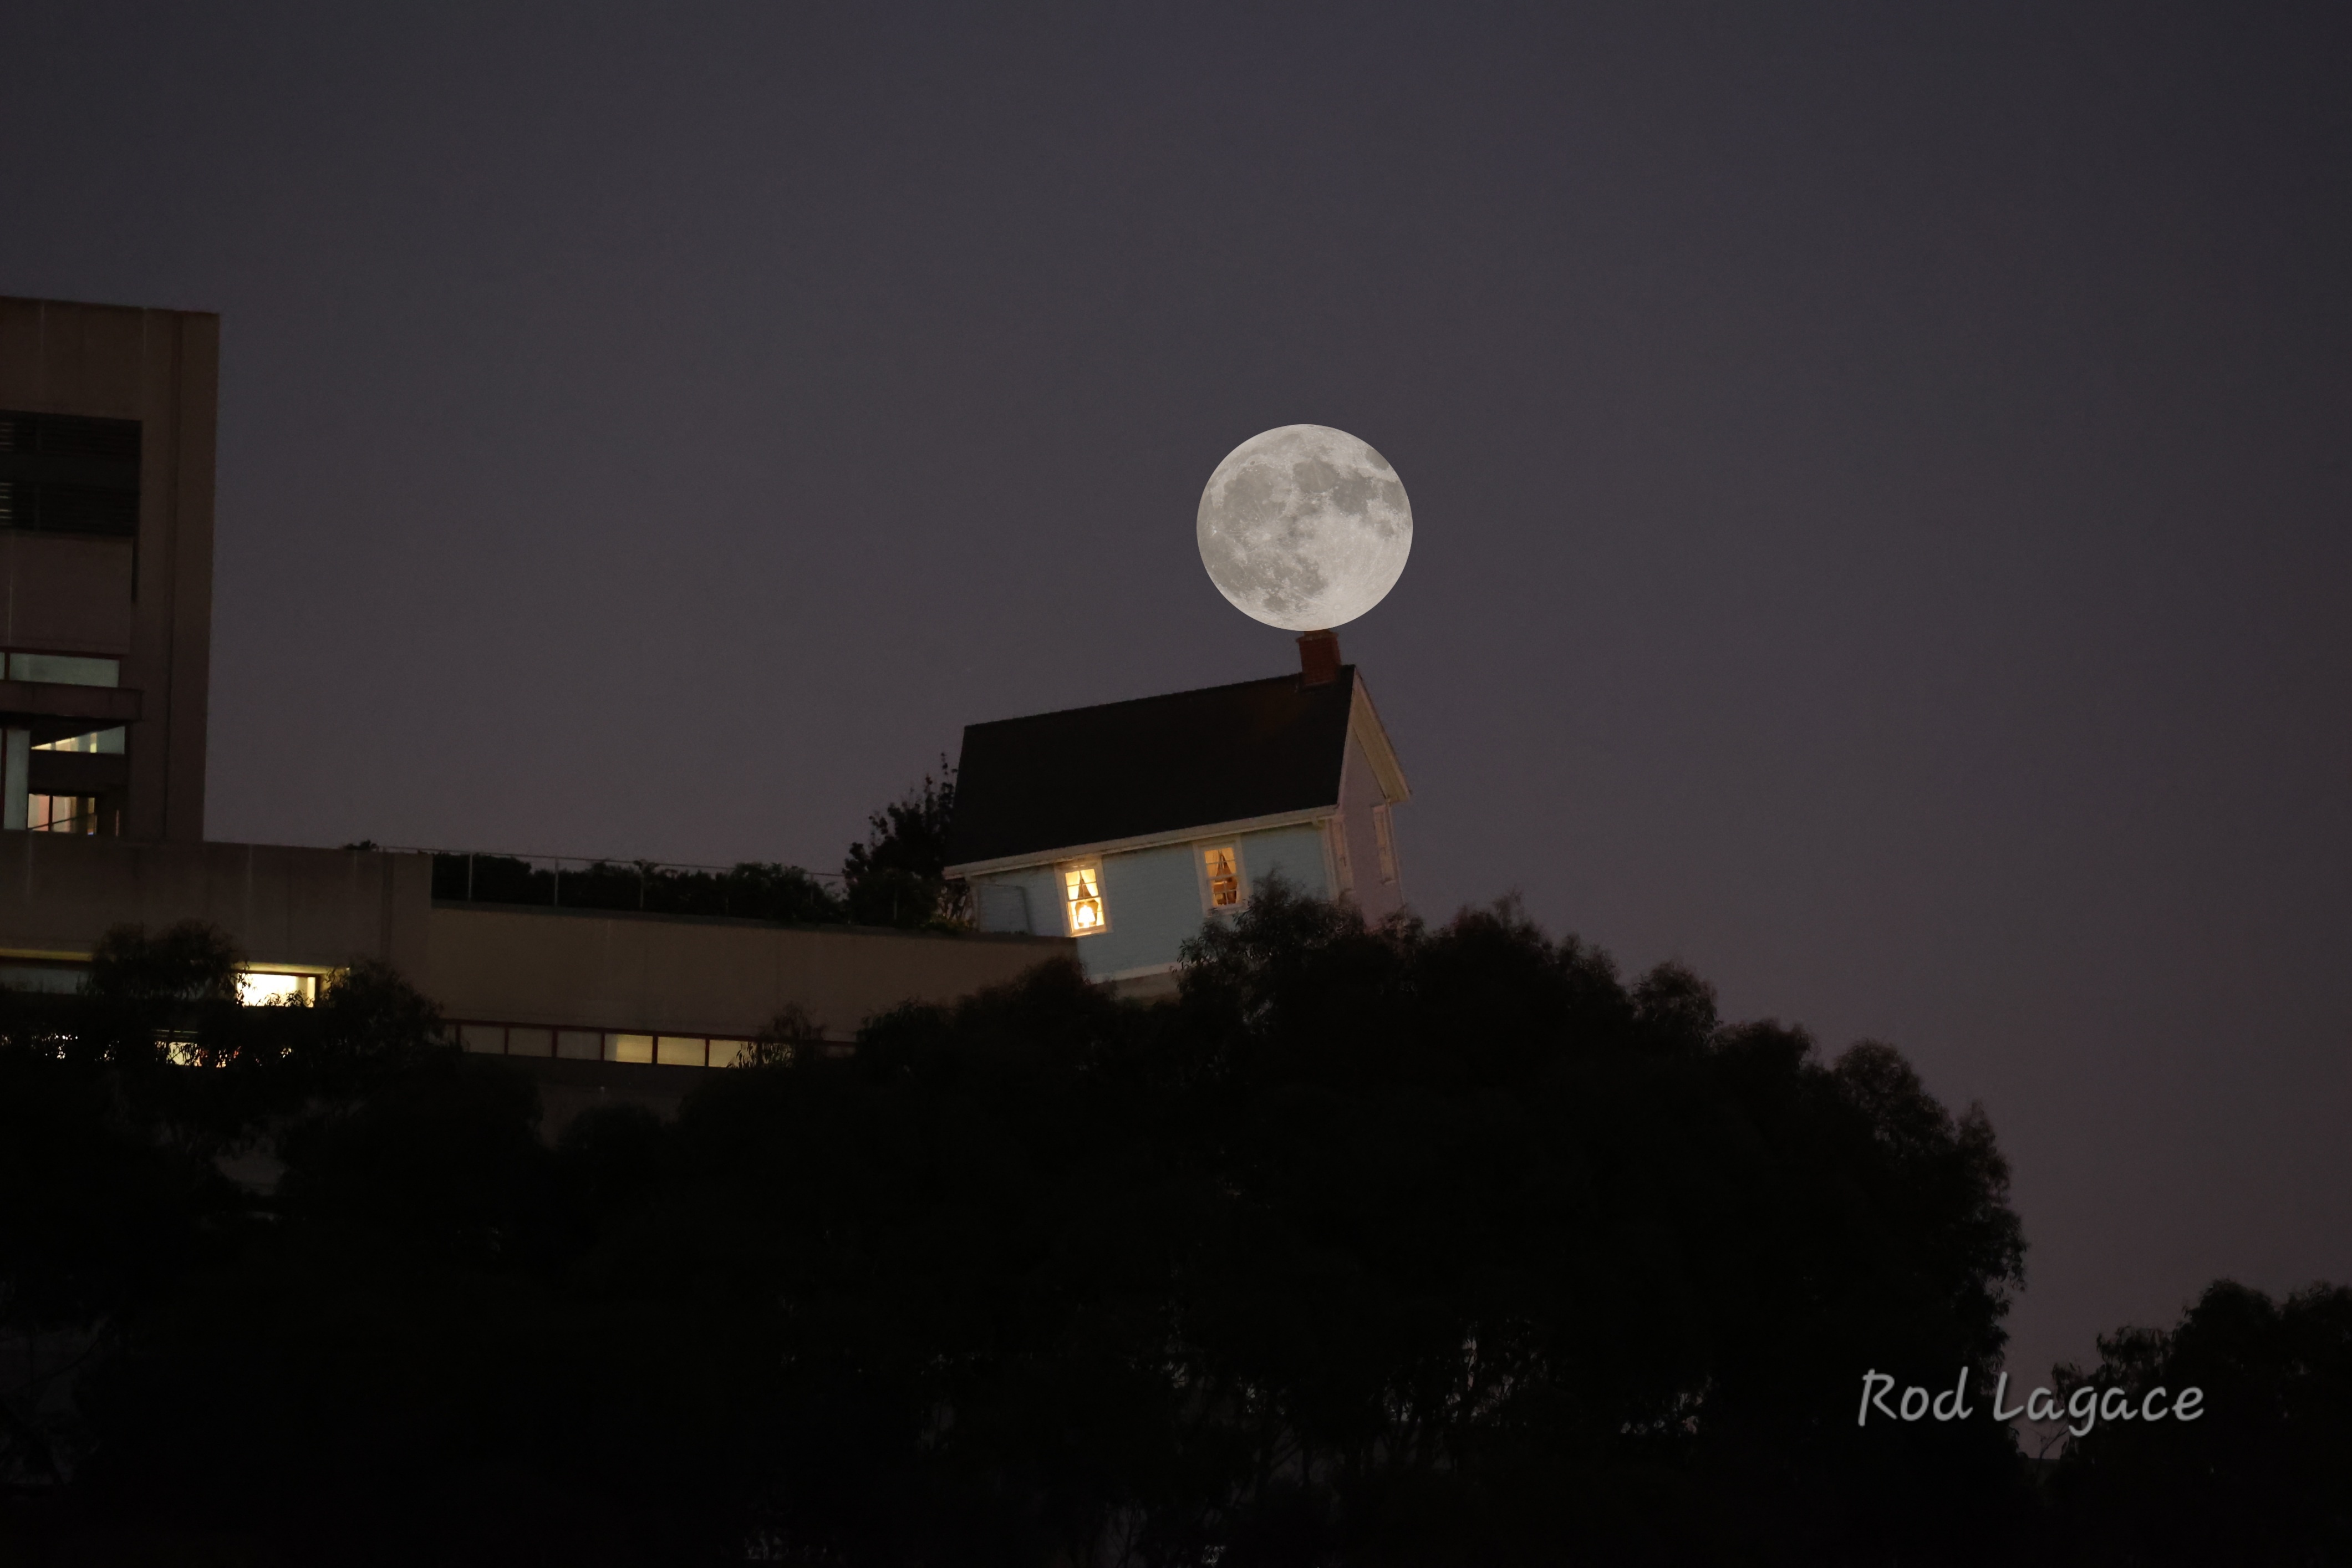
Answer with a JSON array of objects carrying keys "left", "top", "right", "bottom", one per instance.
[{"left": 0, "top": 410, "right": 141, "bottom": 536}]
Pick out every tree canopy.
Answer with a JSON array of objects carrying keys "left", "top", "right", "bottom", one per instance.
[
  {"left": 842, "top": 758, "right": 968, "bottom": 929},
  {"left": 0, "top": 895, "right": 2334, "bottom": 1564}
]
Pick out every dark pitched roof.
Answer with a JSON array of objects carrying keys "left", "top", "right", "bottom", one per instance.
[{"left": 943, "top": 670, "right": 1358, "bottom": 870}]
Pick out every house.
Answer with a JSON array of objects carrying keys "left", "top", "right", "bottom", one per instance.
[{"left": 942, "top": 632, "right": 1412, "bottom": 997}]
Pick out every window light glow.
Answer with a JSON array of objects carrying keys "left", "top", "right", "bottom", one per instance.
[
  {"left": 33, "top": 727, "right": 125, "bottom": 755},
  {"left": 238, "top": 971, "right": 319, "bottom": 1007},
  {"left": 1063, "top": 864, "right": 1106, "bottom": 935},
  {"left": 1203, "top": 845, "right": 1241, "bottom": 908},
  {"left": 28, "top": 793, "right": 100, "bottom": 833}
]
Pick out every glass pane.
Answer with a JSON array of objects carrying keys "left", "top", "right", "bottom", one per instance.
[
  {"left": 506, "top": 1026, "right": 554, "bottom": 1058},
  {"left": 28, "top": 795, "right": 100, "bottom": 833},
  {"left": 31, "top": 727, "right": 125, "bottom": 755},
  {"left": 9, "top": 653, "right": 120, "bottom": 688},
  {"left": 707, "top": 1038, "right": 747, "bottom": 1068},
  {"left": 240, "top": 972, "right": 310, "bottom": 1007},
  {"left": 459, "top": 1022, "right": 505, "bottom": 1055},
  {"left": 556, "top": 1029, "right": 602, "bottom": 1060},
  {"left": 607, "top": 1033, "right": 654, "bottom": 1063},
  {"left": 656, "top": 1035, "right": 706, "bottom": 1066},
  {"left": 0, "top": 962, "right": 85, "bottom": 994}
]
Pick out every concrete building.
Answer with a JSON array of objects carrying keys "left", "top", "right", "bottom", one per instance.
[
  {"left": 0, "top": 294, "right": 1068, "bottom": 1096},
  {"left": 943, "top": 631, "right": 1411, "bottom": 997},
  {"left": 2, "top": 296, "right": 217, "bottom": 841},
  {"left": 0, "top": 830, "right": 1064, "bottom": 1122}
]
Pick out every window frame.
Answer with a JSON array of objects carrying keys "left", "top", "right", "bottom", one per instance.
[
  {"left": 27, "top": 793, "right": 101, "bottom": 834},
  {"left": 1197, "top": 841, "right": 1248, "bottom": 915},
  {"left": 6, "top": 651, "right": 122, "bottom": 688},
  {"left": 1058, "top": 857, "right": 1111, "bottom": 937}
]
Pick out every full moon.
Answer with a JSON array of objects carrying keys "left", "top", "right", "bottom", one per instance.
[{"left": 1196, "top": 425, "right": 1412, "bottom": 632}]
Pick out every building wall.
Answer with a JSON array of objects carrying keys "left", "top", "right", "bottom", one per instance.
[
  {"left": 0, "top": 831, "right": 431, "bottom": 978},
  {"left": 0, "top": 297, "right": 218, "bottom": 842},
  {"left": 967, "top": 819, "right": 1336, "bottom": 985},
  {"left": 1076, "top": 839, "right": 1210, "bottom": 981},
  {"left": 423, "top": 904, "right": 1065, "bottom": 1042},
  {"left": 0, "top": 832, "right": 1070, "bottom": 1045},
  {"left": 1332, "top": 731, "right": 1406, "bottom": 924},
  {"left": 1239, "top": 822, "right": 1335, "bottom": 910}
]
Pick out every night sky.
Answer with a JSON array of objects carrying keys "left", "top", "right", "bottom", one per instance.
[{"left": 8, "top": 2, "right": 2347, "bottom": 1392}]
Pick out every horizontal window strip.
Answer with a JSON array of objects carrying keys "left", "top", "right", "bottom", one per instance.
[{"left": 452, "top": 1021, "right": 758, "bottom": 1069}]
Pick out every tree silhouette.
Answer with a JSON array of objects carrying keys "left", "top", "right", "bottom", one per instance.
[
  {"left": 2044, "top": 1279, "right": 2352, "bottom": 1565},
  {"left": 842, "top": 757, "right": 969, "bottom": 928},
  {"left": 45, "top": 896, "right": 2334, "bottom": 1564}
]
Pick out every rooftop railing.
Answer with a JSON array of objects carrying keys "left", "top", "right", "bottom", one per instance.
[{"left": 375, "top": 847, "right": 851, "bottom": 925}]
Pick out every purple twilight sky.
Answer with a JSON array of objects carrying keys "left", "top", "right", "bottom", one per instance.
[{"left": 6, "top": 1, "right": 2348, "bottom": 1389}]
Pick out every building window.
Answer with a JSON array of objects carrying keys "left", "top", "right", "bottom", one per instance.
[
  {"left": 1062, "top": 861, "right": 1107, "bottom": 935},
  {"left": 239, "top": 970, "right": 320, "bottom": 1006},
  {"left": 452, "top": 1021, "right": 749, "bottom": 1066},
  {"left": 7, "top": 652, "right": 120, "bottom": 688},
  {"left": 28, "top": 793, "right": 99, "bottom": 834},
  {"left": 1330, "top": 818, "right": 1354, "bottom": 893},
  {"left": 34, "top": 727, "right": 125, "bottom": 755},
  {"left": 1372, "top": 805, "right": 1399, "bottom": 885},
  {"left": 1202, "top": 844, "right": 1243, "bottom": 909},
  {"left": 0, "top": 411, "right": 142, "bottom": 538}
]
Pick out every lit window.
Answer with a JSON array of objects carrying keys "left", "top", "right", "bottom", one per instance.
[
  {"left": 0, "top": 961, "right": 84, "bottom": 995},
  {"left": 656, "top": 1035, "right": 707, "bottom": 1066},
  {"left": 28, "top": 793, "right": 99, "bottom": 834},
  {"left": 7, "top": 653, "right": 120, "bottom": 688},
  {"left": 240, "top": 971, "right": 319, "bottom": 1007},
  {"left": 1062, "top": 862, "right": 1107, "bottom": 935},
  {"left": 607, "top": 1033, "right": 655, "bottom": 1063},
  {"left": 1203, "top": 844, "right": 1242, "bottom": 909},
  {"left": 1372, "top": 805, "right": 1398, "bottom": 885},
  {"left": 33, "top": 727, "right": 125, "bottom": 755}
]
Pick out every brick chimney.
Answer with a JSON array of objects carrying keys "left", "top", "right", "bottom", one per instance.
[{"left": 1297, "top": 629, "right": 1341, "bottom": 686}]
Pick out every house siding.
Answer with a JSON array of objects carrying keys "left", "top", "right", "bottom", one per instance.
[
  {"left": 1236, "top": 823, "right": 1332, "bottom": 908},
  {"left": 1333, "top": 731, "right": 1404, "bottom": 923},
  {"left": 965, "top": 820, "right": 1338, "bottom": 982}
]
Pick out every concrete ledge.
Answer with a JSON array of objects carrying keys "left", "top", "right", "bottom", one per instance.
[
  {"left": 0, "top": 832, "right": 430, "bottom": 971},
  {"left": 425, "top": 902, "right": 1068, "bottom": 1042},
  {"left": 0, "top": 678, "right": 141, "bottom": 733},
  {"left": 28, "top": 750, "right": 128, "bottom": 795}
]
